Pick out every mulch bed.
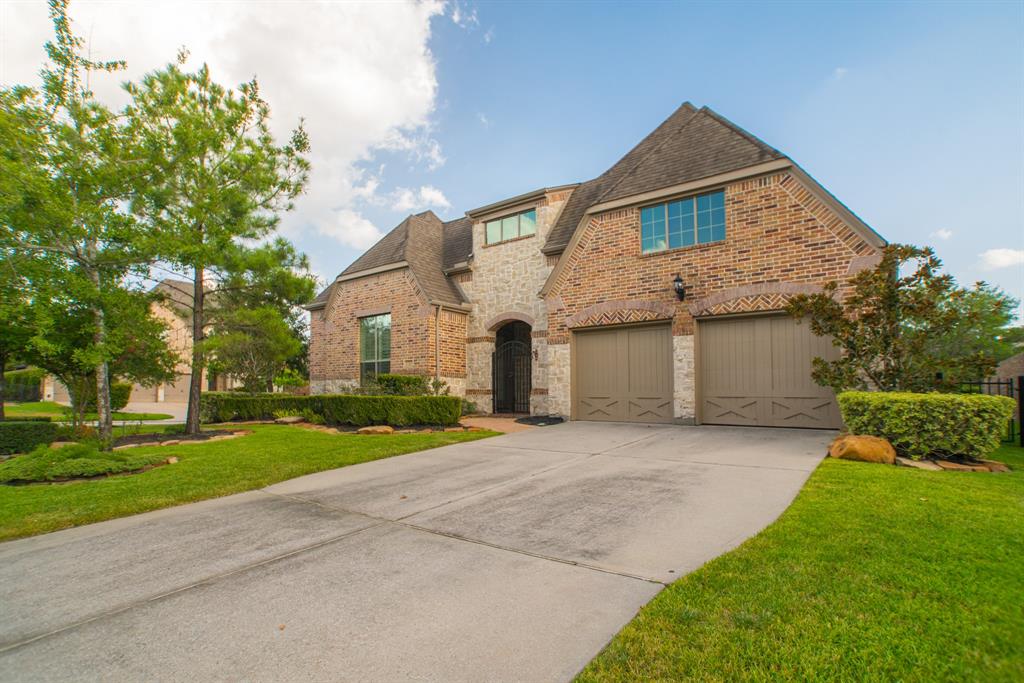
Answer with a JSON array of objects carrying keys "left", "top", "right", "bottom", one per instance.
[{"left": 114, "top": 429, "right": 238, "bottom": 447}]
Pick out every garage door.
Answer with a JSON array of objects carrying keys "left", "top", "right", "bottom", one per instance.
[
  {"left": 699, "top": 315, "right": 840, "bottom": 428},
  {"left": 573, "top": 324, "right": 674, "bottom": 423},
  {"left": 161, "top": 374, "right": 192, "bottom": 402}
]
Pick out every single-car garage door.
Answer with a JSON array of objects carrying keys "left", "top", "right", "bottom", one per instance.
[
  {"left": 698, "top": 314, "right": 840, "bottom": 428},
  {"left": 573, "top": 323, "right": 674, "bottom": 423}
]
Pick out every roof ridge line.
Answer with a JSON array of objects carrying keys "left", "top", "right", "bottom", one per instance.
[
  {"left": 698, "top": 106, "right": 785, "bottom": 159},
  {"left": 595, "top": 104, "right": 702, "bottom": 204}
]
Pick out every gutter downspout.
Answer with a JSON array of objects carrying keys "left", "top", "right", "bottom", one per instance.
[{"left": 434, "top": 304, "right": 442, "bottom": 382}]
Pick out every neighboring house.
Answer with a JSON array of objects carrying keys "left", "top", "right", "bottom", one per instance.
[
  {"left": 46, "top": 279, "right": 235, "bottom": 405},
  {"left": 307, "top": 103, "right": 886, "bottom": 428},
  {"left": 995, "top": 352, "right": 1024, "bottom": 382}
]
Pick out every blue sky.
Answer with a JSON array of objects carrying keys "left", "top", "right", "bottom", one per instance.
[
  {"left": 373, "top": 0, "right": 1024, "bottom": 316},
  {"left": 3, "top": 0, "right": 1022, "bottom": 314}
]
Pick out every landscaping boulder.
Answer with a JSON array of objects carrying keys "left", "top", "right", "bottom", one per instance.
[
  {"left": 828, "top": 435, "right": 896, "bottom": 465},
  {"left": 357, "top": 425, "right": 394, "bottom": 435},
  {"left": 274, "top": 415, "right": 305, "bottom": 425}
]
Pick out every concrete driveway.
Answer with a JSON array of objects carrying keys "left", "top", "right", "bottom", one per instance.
[{"left": 0, "top": 422, "right": 831, "bottom": 682}]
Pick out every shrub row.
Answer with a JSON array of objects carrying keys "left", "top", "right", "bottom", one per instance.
[
  {"left": 0, "top": 421, "right": 60, "bottom": 455},
  {"left": 79, "top": 381, "right": 133, "bottom": 413},
  {"left": 200, "top": 392, "right": 462, "bottom": 427},
  {"left": 838, "top": 391, "right": 1015, "bottom": 460}
]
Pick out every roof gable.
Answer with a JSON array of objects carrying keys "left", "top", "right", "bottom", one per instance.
[{"left": 597, "top": 107, "right": 785, "bottom": 204}]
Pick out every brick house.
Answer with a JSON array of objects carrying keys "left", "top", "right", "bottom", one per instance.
[
  {"left": 307, "top": 103, "right": 886, "bottom": 428},
  {"left": 47, "top": 279, "right": 236, "bottom": 405}
]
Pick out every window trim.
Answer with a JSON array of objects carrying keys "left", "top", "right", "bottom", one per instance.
[
  {"left": 359, "top": 312, "right": 391, "bottom": 385},
  {"left": 484, "top": 207, "right": 538, "bottom": 246},
  {"left": 639, "top": 188, "right": 726, "bottom": 255}
]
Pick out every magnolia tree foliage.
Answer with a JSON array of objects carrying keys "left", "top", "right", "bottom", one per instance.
[
  {"left": 787, "top": 244, "right": 1016, "bottom": 393},
  {"left": 126, "top": 53, "right": 311, "bottom": 433}
]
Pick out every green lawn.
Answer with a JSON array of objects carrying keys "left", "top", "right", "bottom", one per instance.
[
  {"left": 0, "top": 424, "right": 495, "bottom": 542},
  {"left": 578, "top": 444, "right": 1024, "bottom": 683},
  {"left": 3, "top": 401, "right": 173, "bottom": 421}
]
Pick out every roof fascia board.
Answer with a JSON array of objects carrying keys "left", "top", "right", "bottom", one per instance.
[
  {"left": 337, "top": 261, "right": 409, "bottom": 282},
  {"left": 787, "top": 165, "right": 887, "bottom": 249},
  {"left": 466, "top": 184, "right": 579, "bottom": 219}
]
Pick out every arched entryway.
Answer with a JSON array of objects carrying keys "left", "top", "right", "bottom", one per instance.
[{"left": 492, "top": 321, "right": 531, "bottom": 413}]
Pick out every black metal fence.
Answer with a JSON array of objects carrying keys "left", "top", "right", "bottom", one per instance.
[{"left": 958, "top": 376, "right": 1023, "bottom": 447}]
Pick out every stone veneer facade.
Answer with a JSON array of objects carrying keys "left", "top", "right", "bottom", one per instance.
[
  {"left": 309, "top": 170, "right": 881, "bottom": 421},
  {"left": 455, "top": 188, "right": 571, "bottom": 414}
]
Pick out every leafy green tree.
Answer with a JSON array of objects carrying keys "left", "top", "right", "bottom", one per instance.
[
  {"left": 927, "top": 282, "right": 1019, "bottom": 369},
  {"left": 126, "top": 54, "right": 310, "bottom": 433},
  {"left": 0, "top": 254, "right": 35, "bottom": 419},
  {"left": 0, "top": 0, "right": 152, "bottom": 442},
  {"left": 787, "top": 244, "right": 999, "bottom": 393},
  {"left": 204, "top": 307, "right": 301, "bottom": 395},
  {"left": 21, "top": 280, "right": 177, "bottom": 427}
]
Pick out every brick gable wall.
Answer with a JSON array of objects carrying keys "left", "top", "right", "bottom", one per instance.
[{"left": 543, "top": 171, "right": 881, "bottom": 418}]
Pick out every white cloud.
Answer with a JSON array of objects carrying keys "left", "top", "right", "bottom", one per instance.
[
  {"left": 318, "top": 210, "right": 383, "bottom": 250},
  {"left": 391, "top": 185, "right": 451, "bottom": 213},
  {"left": 832, "top": 67, "right": 848, "bottom": 80},
  {"left": 980, "top": 248, "right": 1024, "bottom": 270},
  {"left": 483, "top": 28, "right": 495, "bottom": 44},
  {"left": 1, "top": 0, "right": 448, "bottom": 251},
  {"left": 477, "top": 112, "right": 490, "bottom": 127},
  {"left": 450, "top": 2, "right": 479, "bottom": 29},
  {"left": 930, "top": 228, "right": 953, "bottom": 240}
]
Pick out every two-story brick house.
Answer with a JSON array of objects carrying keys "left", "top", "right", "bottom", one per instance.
[{"left": 307, "top": 103, "right": 885, "bottom": 428}]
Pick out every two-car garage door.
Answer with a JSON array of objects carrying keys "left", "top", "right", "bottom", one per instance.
[{"left": 571, "top": 314, "right": 840, "bottom": 428}]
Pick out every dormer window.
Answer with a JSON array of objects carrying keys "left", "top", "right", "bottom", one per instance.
[{"left": 485, "top": 208, "right": 537, "bottom": 245}]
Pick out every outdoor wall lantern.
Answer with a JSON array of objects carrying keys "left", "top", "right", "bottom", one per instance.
[{"left": 672, "top": 273, "right": 686, "bottom": 301}]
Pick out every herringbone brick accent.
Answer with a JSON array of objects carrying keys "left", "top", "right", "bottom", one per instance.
[
  {"left": 698, "top": 293, "right": 793, "bottom": 317},
  {"left": 572, "top": 308, "right": 670, "bottom": 328}
]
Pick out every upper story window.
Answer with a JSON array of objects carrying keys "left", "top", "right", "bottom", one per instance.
[
  {"left": 359, "top": 313, "right": 391, "bottom": 384},
  {"left": 640, "top": 190, "right": 725, "bottom": 254},
  {"left": 485, "top": 208, "right": 537, "bottom": 245}
]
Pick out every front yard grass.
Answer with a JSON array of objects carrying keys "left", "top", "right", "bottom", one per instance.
[
  {"left": 0, "top": 424, "right": 496, "bottom": 542},
  {"left": 3, "top": 401, "right": 173, "bottom": 422},
  {"left": 578, "top": 444, "right": 1024, "bottom": 682}
]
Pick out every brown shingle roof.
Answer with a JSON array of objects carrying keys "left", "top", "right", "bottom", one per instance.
[
  {"left": 404, "top": 211, "right": 465, "bottom": 305},
  {"left": 597, "top": 107, "right": 784, "bottom": 204},
  {"left": 322, "top": 211, "right": 466, "bottom": 307},
  {"left": 316, "top": 102, "right": 801, "bottom": 306},
  {"left": 442, "top": 216, "right": 473, "bottom": 270},
  {"left": 306, "top": 282, "right": 333, "bottom": 311},
  {"left": 542, "top": 102, "right": 701, "bottom": 253}
]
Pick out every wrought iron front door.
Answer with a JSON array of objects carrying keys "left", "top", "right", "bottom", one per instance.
[{"left": 493, "top": 340, "right": 531, "bottom": 413}]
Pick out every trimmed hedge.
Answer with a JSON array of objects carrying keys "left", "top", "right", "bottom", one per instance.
[
  {"left": 0, "top": 421, "right": 61, "bottom": 455},
  {"left": 200, "top": 392, "right": 462, "bottom": 427},
  {"left": 838, "top": 391, "right": 1015, "bottom": 460},
  {"left": 80, "top": 381, "right": 133, "bottom": 413},
  {"left": 373, "top": 374, "right": 429, "bottom": 396}
]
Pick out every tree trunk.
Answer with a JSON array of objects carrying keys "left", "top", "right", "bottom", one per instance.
[
  {"left": 185, "top": 267, "right": 205, "bottom": 435},
  {"left": 88, "top": 266, "right": 114, "bottom": 446}
]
